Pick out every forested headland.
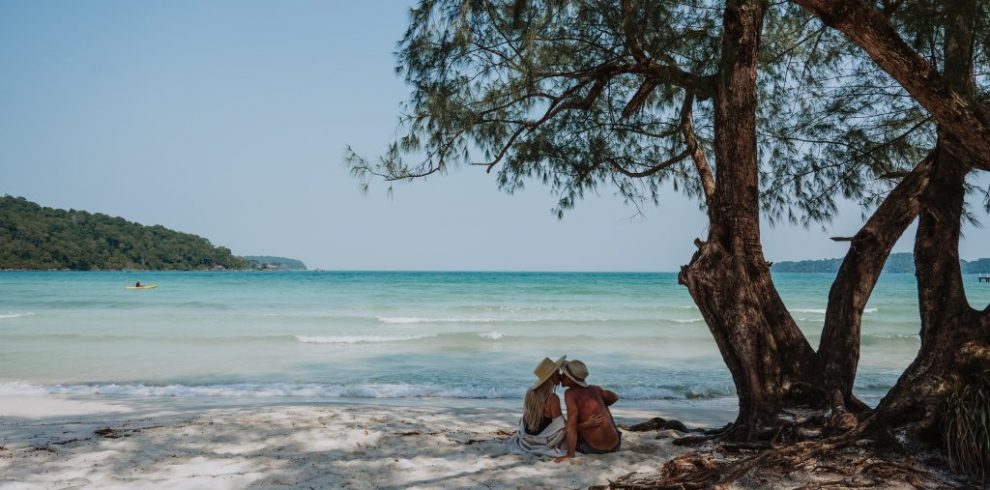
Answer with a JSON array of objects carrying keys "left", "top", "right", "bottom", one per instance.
[
  {"left": 242, "top": 256, "right": 308, "bottom": 271},
  {"left": 0, "top": 195, "right": 248, "bottom": 271},
  {"left": 773, "top": 252, "right": 990, "bottom": 273}
]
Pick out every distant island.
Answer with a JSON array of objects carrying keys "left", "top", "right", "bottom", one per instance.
[
  {"left": 243, "top": 256, "right": 307, "bottom": 271},
  {"left": 773, "top": 252, "right": 990, "bottom": 274},
  {"left": 0, "top": 196, "right": 304, "bottom": 271}
]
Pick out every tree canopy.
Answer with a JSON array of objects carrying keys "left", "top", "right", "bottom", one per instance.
[{"left": 348, "top": 0, "right": 989, "bottom": 225}]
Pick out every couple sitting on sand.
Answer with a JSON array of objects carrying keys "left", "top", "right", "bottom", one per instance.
[{"left": 507, "top": 356, "right": 621, "bottom": 461}]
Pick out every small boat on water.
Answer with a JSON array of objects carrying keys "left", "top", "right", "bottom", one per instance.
[{"left": 126, "top": 284, "right": 158, "bottom": 290}]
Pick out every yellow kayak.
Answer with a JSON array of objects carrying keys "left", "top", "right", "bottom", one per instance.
[{"left": 126, "top": 285, "right": 158, "bottom": 290}]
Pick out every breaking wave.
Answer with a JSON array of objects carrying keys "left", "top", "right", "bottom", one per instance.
[
  {"left": 0, "top": 312, "right": 34, "bottom": 320},
  {"left": 294, "top": 334, "right": 436, "bottom": 344}
]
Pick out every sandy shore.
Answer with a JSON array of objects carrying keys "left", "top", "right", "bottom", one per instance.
[{"left": 0, "top": 395, "right": 736, "bottom": 489}]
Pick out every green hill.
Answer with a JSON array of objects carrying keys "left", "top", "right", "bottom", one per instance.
[
  {"left": 0, "top": 195, "right": 248, "bottom": 271},
  {"left": 772, "top": 252, "right": 990, "bottom": 274},
  {"left": 243, "top": 256, "right": 307, "bottom": 271}
]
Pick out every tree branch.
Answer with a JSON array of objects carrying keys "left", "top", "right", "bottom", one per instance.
[
  {"left": 608, "top": 149, "right": 693, "bottom": 178},
  {"left": 621, "top": 0, "right": 650, "bottom": 64},
  {"left": 791, "top": 0, "right": 990, "bottom": 170},
  {"left": 621, "top": 79, "right": 659, "bottom": 118},
  {"left": 680, "top": 93, "right": 716, "bottom": 204},
  {"left": 471, "top": 76, "right": 607, "bottom": 172}
]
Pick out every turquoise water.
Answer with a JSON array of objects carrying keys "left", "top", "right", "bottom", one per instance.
[{"left": 1, "top": 271, "right": 988, "bottom": 404}]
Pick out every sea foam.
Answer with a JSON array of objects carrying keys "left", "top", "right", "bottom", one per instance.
[
  {"left": 793, "top": 307, "right": 878, "bottom": 314},
  {"left": 0, "top": 312, "right": 34, "bottom": 320},
  {"left": 378, "top": 316, "right": 501, "bottom": 324},
  {"left": 295, "top": 334, "right": 435, "bottom": 344},
  {"left": 792, "top": 308, "right": 827, "bottom": 314}
]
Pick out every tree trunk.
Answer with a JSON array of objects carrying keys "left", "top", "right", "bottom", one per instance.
[
  {"left": 816, "top": 155, "right": 933, "bottom": 417},
  {"left": 870, "top": 0, "right": 990, "bottom": 457},
  {"left": 678, "top": 0, "right": 819, "bottom": 441},
  {"left": 869, "top": 144, "right": 990, "bottom": 445}
]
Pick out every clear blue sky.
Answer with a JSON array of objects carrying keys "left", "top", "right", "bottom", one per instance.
[{"left": 1, "top": 1, "right": 987, "bottom": 271}]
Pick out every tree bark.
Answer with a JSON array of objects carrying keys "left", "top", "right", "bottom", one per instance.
[
  {"left": 868, "top": 0, "right": 990, "bottom": 452},
  {"left": 869, "top": 143, "right": 990, "bottom": 444},
  {"left": 678, "top": 0, "right": 819, "bottom": 441},
  {"left": 816, "top": 155, "right": 933, "bottom": 417},
  {"left": 790, "top": 0, "right": 990, "bottom": 171}
]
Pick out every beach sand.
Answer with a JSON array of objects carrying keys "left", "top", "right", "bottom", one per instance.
[{"left": 0, "top": 395, "right": 737, "bottom": 489}]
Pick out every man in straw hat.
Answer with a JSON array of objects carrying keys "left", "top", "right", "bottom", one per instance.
[
  {"left": 507, "top": 356, "right": 606, "bottom": 458},
  {"left": 554, "top": 359, "right": 621, "bottom": 462}
]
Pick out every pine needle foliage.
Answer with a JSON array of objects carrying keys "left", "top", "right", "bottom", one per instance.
[
  {"left": 348, "top": 0, "right": 984, "bottom": 224},
  {"left": 944, "top": 369, "right": 990, "bottom": 484},
  {"left": 350, "top": 0, "right": 725, "bottom": 218}
]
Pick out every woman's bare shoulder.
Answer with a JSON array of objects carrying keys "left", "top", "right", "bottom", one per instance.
[{"left": 546, "top": 393, "right": 563, "bottom": 417}]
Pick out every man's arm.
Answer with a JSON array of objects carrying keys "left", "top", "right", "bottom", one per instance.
[
  {"left": 554, "top": 391, "right": 580, "bottom": 463},
  {"left": 601, "top": 388, "right": 619, "bottom": 406}
]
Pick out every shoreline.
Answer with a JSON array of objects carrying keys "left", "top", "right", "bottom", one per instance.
[
  {"left": 0, "top": 393, "right": 740, "bottom": 425},
  {"left": 1, "top": 394, "right": 735, "bottom": 489}
]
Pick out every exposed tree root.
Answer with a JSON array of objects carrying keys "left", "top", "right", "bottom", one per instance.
[
  {"left": 668, "top": 405, "right": 859, "bottom": 448},
  {"left": 623, "top": 417, "right": 704, "bottom": 434},
  {"left": 602, "top": 416, "right": 979, "bottom": 489},
  {"left": 603, "top": 444, "right": 965, "bottom": 489}
]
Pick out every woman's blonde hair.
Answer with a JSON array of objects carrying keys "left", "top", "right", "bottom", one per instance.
[{"left": 523, "top": 377, "right": 555, "bottom": 433}]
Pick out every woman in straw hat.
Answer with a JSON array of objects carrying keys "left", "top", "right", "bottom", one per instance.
[{"left": 507, "top": 356, "right": 603, "bottom": 457}]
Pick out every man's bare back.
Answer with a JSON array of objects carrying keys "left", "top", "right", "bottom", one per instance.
[
  {"left": 554, "top": 359, "right": 621, "bottom": 462},
  {"left": 567, "top": 385, "right": 620, "bottom": 450}
]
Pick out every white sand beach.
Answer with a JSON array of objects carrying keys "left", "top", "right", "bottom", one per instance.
[{"left": 0, "top": 395, "right": 737, "bottom": 489}]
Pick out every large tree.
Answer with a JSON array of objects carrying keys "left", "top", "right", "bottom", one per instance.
[
  {"left": 775, "top": 0, "right": 990, "bottom": 472},
  {"left": 351, "top": 0, "right": 823, "bottom": 439},
  {"left": 350, "top": 0, "right": 985, "bottom": 455},
  {"left": 855, "top": 3, "right": 990, "bottom": 476}
]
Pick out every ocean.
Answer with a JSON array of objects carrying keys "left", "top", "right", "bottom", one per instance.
[{"left": 1, "top": 271, "right": 988, "bottom": 408}]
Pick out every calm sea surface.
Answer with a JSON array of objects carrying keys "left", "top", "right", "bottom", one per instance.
[{"left": 1, "top": 271, "right": 988, "bottom": 406}]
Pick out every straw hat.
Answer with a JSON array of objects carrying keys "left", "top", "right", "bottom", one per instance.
[
  {"left": 530, "top": 355, "right": 567, "bottom": 390},
  {"left": 561, "top": 359, "right": 589, "bottom": 387}
]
